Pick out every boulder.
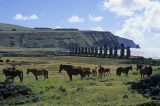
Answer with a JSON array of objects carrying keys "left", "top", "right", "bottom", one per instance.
[{"left": 132, "top": 74, "right": 160, "bottom": 100}]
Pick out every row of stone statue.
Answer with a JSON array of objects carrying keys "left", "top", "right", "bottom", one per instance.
[{"left": 69, "top": 44, "right": 131, "bottom": 58}]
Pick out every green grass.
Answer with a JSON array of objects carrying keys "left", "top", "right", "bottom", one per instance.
[{"left": 0, "top": 56, "right": 160, "bottom": 106}]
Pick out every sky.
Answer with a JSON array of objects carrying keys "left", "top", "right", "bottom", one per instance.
[{"left": 0, "top": 0, "right": 160, "bottom": 48}]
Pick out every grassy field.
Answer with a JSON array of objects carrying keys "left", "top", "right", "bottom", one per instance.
[{"left": 0, "top": 56, "right": 160, "bottom": 106}]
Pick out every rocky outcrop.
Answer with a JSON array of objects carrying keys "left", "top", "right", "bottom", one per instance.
[
  {"left": 116, "top": 36, "right": 140, "bottom": 48},
  {"left": 0, "top": 80, "right": 32, "bottom": 100},
  {"left": 132, "top": 74, "right": 160, "bottom": 100}
]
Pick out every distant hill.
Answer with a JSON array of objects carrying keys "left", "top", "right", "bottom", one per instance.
[
  {"left": 0, "top": 23, "right": 139, "bottom": 49},
  {"left": 0, "top": 23, "right": 32, "bottom": 31}
]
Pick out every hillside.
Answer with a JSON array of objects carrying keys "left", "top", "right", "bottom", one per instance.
[
  {"left": 0, "top": 23, "right": 139, "bottom": 49},
  {"left": 0, "top": 23, "right": 32, "bottom": 31}
]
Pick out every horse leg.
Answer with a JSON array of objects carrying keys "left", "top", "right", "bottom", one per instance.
[
  {"left": 109, "top": 71, "right": 111, "bottom": 75},
  {"left": 19, "top": 75, "right": 22, "bottom": 82},
  {"left": 68, "top": 74, "right": 72, "bottom": 81},
  {"left": 47, "top": 73, "right": 49, "bottom": 79},
  {"left": 35, "top": 75, "right": 38, "bottom": 80},
  {"left": 44, "top": 74, "right": 46, "bottom": 80}
]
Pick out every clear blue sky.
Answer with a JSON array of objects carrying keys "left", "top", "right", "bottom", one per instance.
[
  {"left": 0, "top": 0, "right": 119, "bottom": 30},
  {"left": 0, "top": 0, "right": 160, "bottom": 48}
]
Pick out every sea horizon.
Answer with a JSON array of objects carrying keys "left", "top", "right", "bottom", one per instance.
[{"left": 131, "top": 48, "right": 160, "bottom": 59}]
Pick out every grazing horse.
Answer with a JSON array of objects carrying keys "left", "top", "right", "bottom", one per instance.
[
  {"left": 140, "top": 66, "right": 152, "bottom": 78},
  {"left": 59, "top": 64, "right": 85, "bottom": 81},
  {"left": 116, "top": 66, "right": 132, "bottom": 76},
  {"left": 3, "top": 68, "right": 23, "bottom": 82},
  {"left": 27, "top": 68, "right": 48, "bottom": 80},
  {"left": 81, "top": 67, "right": 92, "bottom": 77},
  {"left": 136, "top": 64, "right": 143, "bottom": 71}
]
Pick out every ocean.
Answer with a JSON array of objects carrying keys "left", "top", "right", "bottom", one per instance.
[{"left": 131, "top": 48, "right": 160, "bottom": 59}]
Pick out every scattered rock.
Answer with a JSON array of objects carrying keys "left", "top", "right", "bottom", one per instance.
[
  {"left": 58, "top": 86, "right": 66, "bottom": 92},
  {"left": 76, "top": 86, "right": 84, "bottom": 92},
  {"left": 123, "top": 95, "right": 128, "bottom": 99},
  {"left": 89, "top": 82, "right": 97, "bottom": 86},
  {"left": 105, "top": 83, "right": 113, "bottom": 86}
]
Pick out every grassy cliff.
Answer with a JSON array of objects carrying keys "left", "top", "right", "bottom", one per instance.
[{"left": 0, "top": 23, "right": 138, "bottom": 49}]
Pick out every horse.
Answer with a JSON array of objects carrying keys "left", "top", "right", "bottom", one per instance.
[
  {"left": 92, "top": 67, "right": 97, "bottom": 76},
  {"left": 59, "top": 64, "right": 86, "bottom": 81},
  {"left": 136, "top": 64, "right": 143, "bottom": 71},
  {"left": 81, "top": 67, "right": 92, "bottom": 77},
  {"left": 27, "top": 68, "right": 48, "bottom": 80},
  {"left": 140, "top": 66, "right": 152, "bottom": 78},
  {"left": 116, "top": 66, "right": 132, "bottom": 76},
  {"left": 97, "top": 65, "right": 111, "bottom": 77},
  {"left": 3, "top": 68, "right": 23, "bottom": 82},
  {"left": 0, "top": 59, "right": 3, "bottom": 62},
  {"left": 104, "top": 68, "right": 111, "bottom": 75},
  {"left": 6, "top": 59, "right": 10, "bottom": 62}
]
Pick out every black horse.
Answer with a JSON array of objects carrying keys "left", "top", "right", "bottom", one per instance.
[
  {"left": 59, "top": 64, "right": 85, "bottom": 81},
  {"left": 3, "top": 68, "right": 23, "bottom": 82},
  {"left": 140, "top": 66, "right": 152, "bottom": 78},
  {"left": 116, "top": 66, "right": 132, "bottom": 76}
]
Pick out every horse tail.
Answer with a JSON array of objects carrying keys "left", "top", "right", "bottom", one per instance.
[
  {"left": 116, "top": 69, "right": 119, "bottom": 75},
  {"left": 47, "top": 70, "right": 49, "bottom": 79}
]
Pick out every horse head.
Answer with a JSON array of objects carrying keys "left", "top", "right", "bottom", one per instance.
[
  {"left": 26, "top": 68, "right": 30, "bottom": 75},
  {"left": 59, "top": 64, "right": 63, "bottom": 73},
  {"left": 129, "top": 65, "right": 133, "bottom": 71}
]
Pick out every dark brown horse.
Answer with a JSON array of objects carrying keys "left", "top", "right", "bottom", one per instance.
[
  {"left": 27, "top": 68, "right": 48, "bottom": 80},
  {"left": 104, "top": 68, "right": 111, "bottom": 75},
  {"left": 140, "top": 66, "right": 152, "bottom": 78},
  {"left": 92, "top": 67, "right": 97, "bottom": 76},
  {"left": 136, "top": 64, "right": 143, "bottom": 71},
  {"left": 116, "top": 66, "right": 132, "bottom": 76},
  {"left": 81, "top": 67, "right": 92, "bottom": 77},
  {"left": 98, "top": 67, "right": 111, "bottom": 77},
  {"left": 3, "top": 68, "right": 23, "bottom": 82},
  {"left": 59, "top": 64, "right": 85, "bottom": 81}
]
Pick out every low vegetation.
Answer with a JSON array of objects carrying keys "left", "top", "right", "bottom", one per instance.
[{"left": 0, "top": 56, "right": 160, "bottom": 105}]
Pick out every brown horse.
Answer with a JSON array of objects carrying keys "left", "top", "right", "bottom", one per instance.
[
  {"left": 81, "top": 67, "right": 92, "bottom": 77},
  {"left": 104, "top": 68, "right": 111, "bottom": 75},
  {"left": 116, "top": 66, "right": 132, "bottom": 76},
  {"left": 136, "top": 64, "right": 143, "bottom": 71},
  {"left": 140, "top": 66, "right": 152, "bottom": 78},
  {"left": 27, "top": 68, "right": 48, "bottom": 80},
  {"left": 3, "top": 68, "right": 23, "bottom": 82},
  {"left": 98, "top": 67, "right": 111, "bottom": 77},
  {"left": 92, "top": 67, "right": 97, "bottom": 76},
  {"left": 59, "top": 64, "right": 85, "bottom": 81}
]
